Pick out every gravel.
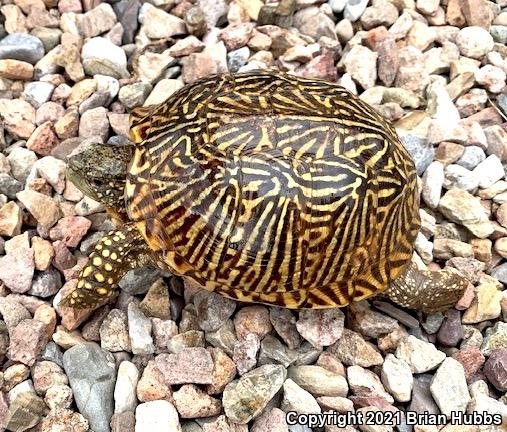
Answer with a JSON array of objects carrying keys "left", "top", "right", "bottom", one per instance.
[{"left": 0, "top": 0, "right": 505, "bottom": 429}]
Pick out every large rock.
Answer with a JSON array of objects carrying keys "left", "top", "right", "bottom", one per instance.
[
  {"left": 430, "top": 357, "right": 470, "bottom": 417},
  {"left": 223, "top": 364, "right": 286, "bottom": 424},
  {"left": 395, "top": 335, "right": 446, "bottom": 373},
  {"left": 63, "top": 342, "right": 116, "bottom": 432}
]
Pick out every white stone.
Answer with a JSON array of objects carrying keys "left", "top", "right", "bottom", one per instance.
[
  {"left": 456, "top": 26, "right": 494, "bottom": 59},
  {"left": 473, "top": 155, "right": 505, "bottom": 188},
  {"left": 8, "top": 380, "right": 36, "bottom": 404},
  {"left": 81, "top": 37, "right": 129, "bottom": 79},
  {"left": 329, "top": 0, "right": 347, "bottom": 13},
  {"left": 430, "top": 358, "right": 470, "bottom": 418},
  {"left": 438, "top": 189, "right": 494, "bottom": 239},
  {"left": 144, "top": 79, "right": 184, "bottom": 106},
  {"left": 381, "top": 354, "right": 413, "bottom": 402},
  {"left": 114, "top": 361, "right": 140, "bottom": 413},
  {"left": 444, "top": 164, "right": 480, "bottom": 192},
  {"left": 422, "top": 161, "right": 444, "bottom": 209},
  {"left": 344, "top": 0, "right": 369, "bottom": 21},
  {"left": 35, "top": 156, "right": 67, "bottom": 194},
  {"left": 281, "top": 378, "right": 321, "bottom": 415},
  {"left": 395, "top": 335, "right": 446, "bottom": 373},
  {"left": 343, "top": 45, "right": 378, "bottom": 90},
  {"left": 427, "top": 82, "right": 460, "bottom": 123},
  {"left": 135, "top": 400, "right": 181, "bottom": 432},
  {"left": 128, "top": 302, "right": 155, "bottom": 355},
  {"left": 139, "top": 4, "right": 187, "bottom": 39},
  {"left": 475, "top": 65, "right": 507, "bottom": 94}
]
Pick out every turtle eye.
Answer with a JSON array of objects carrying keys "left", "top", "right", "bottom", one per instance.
[{"left": 91, "top": 178, "right": 104, "bottom": 188}]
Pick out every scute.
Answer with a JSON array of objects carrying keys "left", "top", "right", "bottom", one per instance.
[
  {"left": 125, "top": 71, "right": 421, "bottom": 309},
  {"left": 129, "top": 106, "right": 152, "bottom": 144}
]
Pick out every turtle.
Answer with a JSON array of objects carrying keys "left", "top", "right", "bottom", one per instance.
[{"left": 60, "top": 70, "right": 468, "bottom": 313}]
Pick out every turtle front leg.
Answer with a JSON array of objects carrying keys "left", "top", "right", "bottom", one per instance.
[
  {"left": 60, "top": 223, "right": 152, "bottom": 309},
  {"left": 384, "top": 261, "right": 469, "bottom": 313}
]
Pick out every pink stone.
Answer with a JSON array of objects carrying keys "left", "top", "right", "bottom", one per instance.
[
  {"left": 26, "top": 121, "right": 59, "bottom": 156},
  {"left": 49, "top": 216, "right": 92, "bottom": 247},
  {"left": 8, "top": 319, "right": 48, "bottom": 366},
  {"left": 0, "top": 247, "right": 34, "bottom": 293}
]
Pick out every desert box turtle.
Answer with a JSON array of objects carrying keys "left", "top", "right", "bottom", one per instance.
[{"left": 60, "top": 71, "right": 468, "bottom": 313}]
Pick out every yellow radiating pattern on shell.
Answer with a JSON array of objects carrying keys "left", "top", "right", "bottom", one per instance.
[{"left": 123, "top": 70, "right": 420, "bottom": 309}]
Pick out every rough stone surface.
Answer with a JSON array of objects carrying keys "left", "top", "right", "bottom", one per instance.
[
  {"left": 62, "top": 342, "right": 116, "bottom": 432},
  {"left": 223, "top": 364, "right": 286, "bottom": 424}
]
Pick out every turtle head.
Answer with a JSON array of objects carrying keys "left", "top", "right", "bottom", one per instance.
[{"left": 67, "top": 143, "right": 134, "bottom": 208}]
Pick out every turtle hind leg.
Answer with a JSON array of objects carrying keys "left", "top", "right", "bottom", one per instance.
[
  {"left": 384, "top": 261, "right": 469, "bottom": 313},
  {"left": 60, "top": 223, "right": 151, "bottom": 309}
]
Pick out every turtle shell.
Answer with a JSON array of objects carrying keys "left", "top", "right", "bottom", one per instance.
[{"left": 125, "top": 71, "right": 421, "bottom": 308}]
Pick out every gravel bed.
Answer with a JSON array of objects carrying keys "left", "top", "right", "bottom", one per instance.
[{"left": 0, "top": 0, "right": 506, "bottom": 431}]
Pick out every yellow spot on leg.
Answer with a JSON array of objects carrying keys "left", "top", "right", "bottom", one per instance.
[
  {"left": 110, "top": 252, "right": 118, "bottom": 261},
  {"left": 102, "top": 249, "right": 110, "bottom": 257},
  {"left": 77, "top": 280, "right": 84, "bottom": 288},
  {"left": 95, "top": 273, "right": 105, "bottom": 283},
  {"left": 82, "top": 266, "right": 92, "bottom": 278},
  {"left": 92, "top": 257, "right": 103, "bottom": 266},
  {"left": 105, "top": 263, "right": 113, "bottom": 271},
  {"left": 104, "top": 239, "right": 112, "bottom": 246},
  {"left": 97, "top": 288, "right": 108, "bottom": 296}
]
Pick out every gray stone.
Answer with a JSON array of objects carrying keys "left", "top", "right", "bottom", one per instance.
[
  {"left": 42, "top": 341, "right": 64, "bottom": 367},
  {"left": 23, "top": 82, "right": 54, "bottom": 108},
  {"left": 491, "top": 262, "right": 507, "bottom": 285},
  {"left": 227, "top": 47, "right": 250, "bottom": 73},
  {"left": 409, "top": 374, "right": 440, "bottom": 415},
  {"left": 30, "top": 27, "right": 61, "bottom": 52},
  {"left": 490, "top": 25, "right": 507, "bottom": 44},
  {"left": 400, "top": 134, "right": 434, "bottom": 176},
  {"left": 456, "top": 146, "right": 486, "bottom": 170},
  {"left": 0, "top": 173, "right": 22, "bottom": 199},
  {"left": 194, "top": 290, "right": 236, "bottom": 332},
  {"left": 118, "top": 82, "right": 152, "bottom": 110},
  {"left": 259, "top": 334, "right": 298, "bottom": 368},
  {"left": 63, "top": 342, "right": 116, "bottom": 432},
  {"left": 28, "top": 267, "right": 62, "bottom": 297},
  {"left": 270, "top": 307, "right": 302, "bottom": 350},
  {"left": 422, "top": 161, "right": 444, "bottom": 208},
  {"left": 119, "top": 267, "right": 164, "bottom": 295},
  {"left": 0, "top": 33, "right": 45, "bottom": 64}
]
